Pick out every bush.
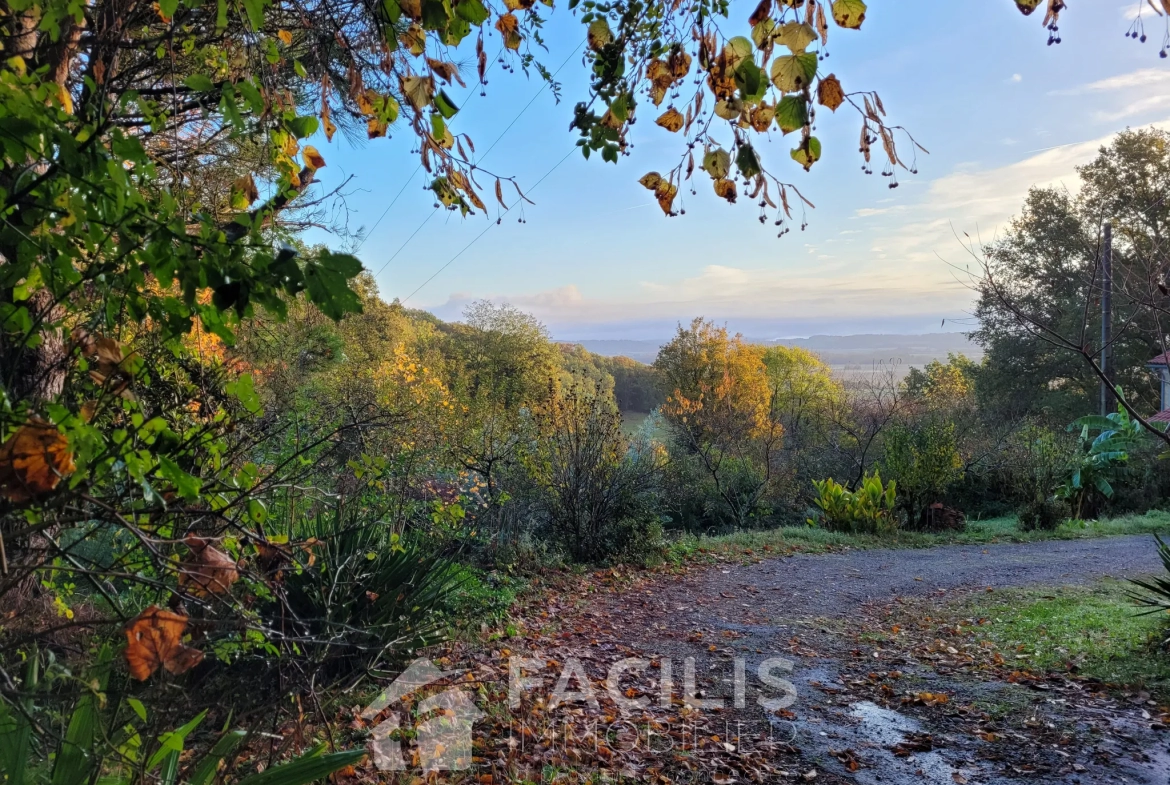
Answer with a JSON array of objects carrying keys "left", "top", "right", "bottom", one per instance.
[
  {"left": 278, "top": 503, "right": 468, "bottom": 677},
  {"left": 1018, "top": 497, "right": 1068, "bottom": 531},
  {"left": 809, "top": 472, "right": 899, "bottom": 535},
  {"left": 523, "top": 387, "right": 661, "bottom": 562},
  {"left": 883, "top": 419, "right": 964, "bottom": 528}
]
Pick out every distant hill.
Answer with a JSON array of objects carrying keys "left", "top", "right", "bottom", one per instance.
[{"left": 565, "top": 333, "right": 983, "bottom": 370}]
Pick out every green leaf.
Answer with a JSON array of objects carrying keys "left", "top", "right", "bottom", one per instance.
[
  {"left": 736, "top": 144, "right": 761, "bottom": 178},
  {"left": 734, "top": 60, "right": 765, "bottom": 103},
  {"left": 454, "top": 0, "right": 489, "bottom": 25},
  {"left": 159, "top": 0, "right": 180, "bottom": 18},
  {"left": 235, "top": 749, "right": 367, "bottom": 785},
  {"left": 183, "top": 74, "right": 215, "bottom": 92},
  {"left": 790, "top": 136, "right": 822, "bottom": 169},
  {"left": 286, "top": 116, "right": 319, "bottom": 139},
  {"left": 434, "top": 90, "right": 459, "bottom": 119},
  {"left": 304, "top": 251, "right": 363, "bottom": 321},
  {"left": 430, "top": 113, "right": 445, "bottom": 139},
  {"left": 769, "top": 53, "right": 817, "bottom": 93},
  {"left": 226, "top": 373, "right": 263, "bottom": 415},
  {"left": 775, "top": 95, "right": 808, "bottom": 134},
  {"left": 702, "top": 148, "right": 731, "bottom": 179},
  {"left": 52, "top": 646, "right": 113, "bottom": 785},
  {"left": 242, "top": 0, "right": 267, "bottom": 30},
  {"left": 188, "top": 731, "right": 247, "bottom": 785},
  {"left": 127, "top": 698, "right": 148, "bottom": 723},
  {"left": 751, "top": 19, "right": 776, "bottom": 49},
  {"left": 157, "top": 456, "right": 203, "bottom": 500}
]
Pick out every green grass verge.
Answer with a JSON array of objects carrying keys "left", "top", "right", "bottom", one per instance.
[
  {"left": 667, "top": 509, "right": 1170, "bottom": 563},
  {"left": 959, "top": 580, "right": 1170, "bottom": 699}
]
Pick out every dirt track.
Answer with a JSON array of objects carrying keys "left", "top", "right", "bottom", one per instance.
[{"left": 589, "top": 535, "right": 1170, "bottom": 784}]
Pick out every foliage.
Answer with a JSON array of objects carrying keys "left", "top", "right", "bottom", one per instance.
[
  {"left": 1130, "top": 535, "right": 1170, "bottom": 619},
  {"left": 279, "top": 503, "right": 469, "bottom": 677},
  {"left": 809, "top": 472, "right": 898, "bottom": 535},
  {"left": 1056, "top": 404, "right": 1162, "bottom": 519},
  {"left": 0, "top": 647, "right": 363, "bottom": 785},
  {"left": 973, "top": 129, "right": 1170, "bottom": 423},
  {"left": 656, "top": 319, "right": 784, "bottom": 529},
  {"left": 882, "top": 419, "right": 964, "bottom": 528},
  {"left": 999, "top": 424, "right": 1072, "bottom": 531},
  {"left": 523, "top": 385, "right": 661, "bottom": 562}
]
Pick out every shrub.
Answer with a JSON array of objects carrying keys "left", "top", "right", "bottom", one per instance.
[
  {"left": 1001, "top": 424, "right": 1073, "bottom": 529},
  {"left": 809, "top": 472, "right": 898, "bottom": 535},
  {"left": 524, "top": 386, "right": 661, "bottom": 562},
  {"left": 1131, "top": 535, "right": 1170, "bottom": 619},
  {"left": 883, "top": 419, "right": 964, "bottom": 528},
  {"left": 278, "top": 503, "right": 467, "bottom": 678}
]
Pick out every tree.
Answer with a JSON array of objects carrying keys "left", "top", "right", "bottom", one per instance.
[
  {"left": 973, "top": 129, "right": 1170, "bottom": 438},
  {"left": 656, "top": 319, "right": 782, "bottom": 528}
]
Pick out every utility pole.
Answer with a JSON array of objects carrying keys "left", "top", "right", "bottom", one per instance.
[{"left": 1101, "top": 221, "right": 1113, "bottom": 416}]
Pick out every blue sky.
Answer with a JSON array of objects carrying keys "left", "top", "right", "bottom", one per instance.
[{"left": 303, "top": 0, "right": 1170, "bottom": 339}]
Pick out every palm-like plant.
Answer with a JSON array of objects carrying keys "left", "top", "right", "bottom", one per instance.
[
  {"left": 1057, "top": 403, "right": 1164, "bottom": 518},
  {"left": 1131, "top": 535, "right": 1170, "bottom": 617}
]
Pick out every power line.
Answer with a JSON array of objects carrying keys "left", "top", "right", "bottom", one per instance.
[
  {"left": 402, "top": 146, "right": 577, "bottom": 303},
  {"left": 356, "top": 47, "right": 504, "bottom": 252},
  {"left": 369, "top": 39, "right": 585, "bottom": 282}
]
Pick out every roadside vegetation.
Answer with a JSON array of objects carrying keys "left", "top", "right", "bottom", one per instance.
[{"left": 4, "top": 0, "right": 1170, "bottom": 780}]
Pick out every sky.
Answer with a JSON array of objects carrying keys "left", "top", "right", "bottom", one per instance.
[{"left": 302, "top": 0, "right": 1170, "bottom": 340}]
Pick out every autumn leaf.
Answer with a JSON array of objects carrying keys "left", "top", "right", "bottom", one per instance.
[
  {"left": 494, "top": 178, "right": 508, "bottom": 208},
  {"left": 655, "top": 107, "right": 684, "bottom": 132},
  {"left": 504, "top": 0, "right": 534, "bottom": 9},
  {"left": 232, "top": 172, "right": 259, "bottom": 209},
  {"left": 748, "top": 0, "right": 772, "bottom": 28},
  {"left": 713, "top": 179, "right": 737, "bottom": 203},
  {"left": 654, "top": 181, "right": 677, "bottom": 215},
  {"left": 303, "top": 145, "right": 326, "bottom": 172},
  {"left": 667, "top": 48, "right": 691, "bottom": 79},
  {"left": 587, "top": 19, "right": 612, "bottom": 50},
  {"left": 775, "top": 22, "right": 816, "bottom": 53},
  {"left": 1013, "top": 0, "right": 1042, "bottom": 13},
  {"left": 638, "top": 172, "right": 665, "bottom": 190},
  {"left": 701, "top": 148, "right": 731, "bottom": 179},
  {"left": 791, "top": 135, "right": 822, "bottom": 170},
  {"left": 496, "top": 13, "right": 522, "bottom": 51},
  {"left": 277, "top": 29, "right": 292, "bottom": 45},
  {"left": 124, "top": 605, "right": 204, "bottom": 681},
  {"left": 399, "top": 0, "right": 422, "bottom": 20},
  {"left": 400, "top": 23, "right": 426, "bottom": 56},
  {"left": 324, "top": 113, "right": 337, "bottom": 142},
  {"left": 831, "top": 0, "right": 867, "bottom": 29},
  {"left": 178, "top": 535, "right": 240, "bottom": 597},
  {"left": 817, "top": 74, "right": 845, "bottom": 111},
  {"left": 368, "top": 118, "right": 387, "bottom": 139},
  {"left": 750, "top": 102, "right": 775, "bottom": 132},
  {"left": 769, "top": 53, "right": 817, "bottom": 93},
  {"left": 0, "top": 419, "right": 76, "bottom": 502},
  {"left": 400, "top": 76, "right": 434, "bottom": 111}
]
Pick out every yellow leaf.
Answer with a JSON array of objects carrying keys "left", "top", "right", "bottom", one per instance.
[
  {"left": 496, "top": 13, "right": 522, "bottom": 50},
  {"left": 639, "top": 172, "right": 665, "bottom": 190},
  {"left": 655, "top": 107, "right": 684, "bottom": 132},
  {"left": 303, "top": 145, "right": 326, "bottom": 171},
  {"left": 368, "top": 117, "right": 388, "bottom": 139},
  {"left": 277, "top": 29, "right": 293, "bottom": 45},
  {"left": 817, "top": 74, "right": 844, "bottom": 111},
  {"left": 831, "top": 0, "right": 866, "bottom": 29},
  {"left": 713, "top": 178, "right": 737, "bottom": 203},
  {"left": 654, "top": 181, "right": 677, "bottom": 216}
]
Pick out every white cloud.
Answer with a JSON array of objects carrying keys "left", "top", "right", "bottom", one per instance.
[{"left": 1009, "top": 73, "right": 1023, "bottom": 83}]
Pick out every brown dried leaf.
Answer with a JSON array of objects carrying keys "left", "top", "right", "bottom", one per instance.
[
  {"left": 178, "top": 536, "right": 240, "bottom": 597},
  {"left": 817, "top": 74, "right": 844, "bottom": 111},
  {"left": 749, "top": 0, "right": 772, "bottom": 27},
  {"left": 124, "top": 605, "right": 204, "bottom": 681},
  {"left": 303, "top": 145, "right": 326, "bottom": 172},
  {"left": 0, "top": 419, "right": 75, "bottom": 502}
]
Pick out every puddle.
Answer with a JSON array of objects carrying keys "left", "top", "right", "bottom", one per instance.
[{"left": 845, "top": 701, "right": 964, "bottom": 784}]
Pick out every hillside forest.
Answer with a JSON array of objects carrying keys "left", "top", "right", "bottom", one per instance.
[{"left": 3, "top": 0, "right": 1170, "bottom": 781}]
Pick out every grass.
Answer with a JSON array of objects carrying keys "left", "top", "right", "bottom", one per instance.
[
  {"left": 665, "top": 509, "right": 1170, "bottom": 563},
  {"left": 958, "top": 580, "right": 1170, "bottom": 699}
]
